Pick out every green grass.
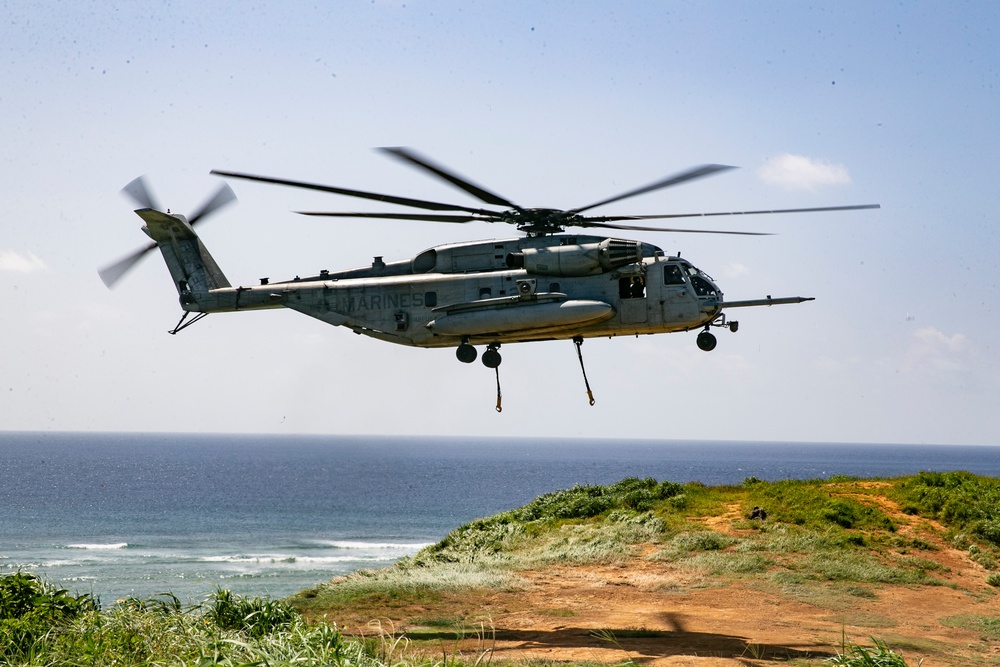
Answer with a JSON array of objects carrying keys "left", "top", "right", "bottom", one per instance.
[
  {"left": 0, "top": 575, "right": 349, "bottom": 666},
  {"left": 939, "top": 614, "right": 1000, "bottom": 641},
  {"left": 828, "top": 637, "right": 918, "bottom": 666}
]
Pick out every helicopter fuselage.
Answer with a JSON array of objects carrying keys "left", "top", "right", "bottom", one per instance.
[{"left": 186, "top": 234, "right": 726, "bottom": 347}]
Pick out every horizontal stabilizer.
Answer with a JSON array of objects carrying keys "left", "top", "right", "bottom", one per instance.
[{"left": 136, "top": 208, "right": 198, "bottom": 241}]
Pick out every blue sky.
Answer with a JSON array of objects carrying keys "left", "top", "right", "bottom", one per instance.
[{"left": 2, "top": 1, "right": 997, "bottom": 444}]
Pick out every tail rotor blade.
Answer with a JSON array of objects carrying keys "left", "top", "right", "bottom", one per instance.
[
  {"left": 121, "top": 176, "right": 159, "bottom": 210},
  {"left": 105, "top": 177, "right": 237, "bottom": 289},
  {"left": 98, "top": 241, "right": 157, "bottom": 288},
  {"left": 188, "top": 183, "right": 237, "bottom": 226}
]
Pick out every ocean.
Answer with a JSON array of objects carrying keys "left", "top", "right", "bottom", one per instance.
[{"left": 2, "top": 432, "right": 999, "bottom": 606}]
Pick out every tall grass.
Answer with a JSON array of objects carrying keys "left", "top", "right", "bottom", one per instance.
[
  {"left": 829, "top": 637, "right": 920, "bottom": 666},
  {"left": 0, "top": 573, "right": 349, "bottom": 666}
]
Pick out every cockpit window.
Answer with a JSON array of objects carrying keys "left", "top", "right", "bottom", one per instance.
[
  {"left": 690, "top": 275, "right": 718, "bottom": 297},
  {"left": 663, "top": 264, "right": 686, "bottom": 285}
]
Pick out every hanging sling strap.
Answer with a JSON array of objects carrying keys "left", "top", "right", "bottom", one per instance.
[{"left": 574, "top": 336, "right": 596, "bottom": 406}]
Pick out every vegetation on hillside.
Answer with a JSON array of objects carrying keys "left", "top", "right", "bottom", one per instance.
[
  {"left": 4, "top": 472, "right": 1000, "bottom": 665},
  {"left": 295, "top": 473, "right": 1000, "bottom": 617}
]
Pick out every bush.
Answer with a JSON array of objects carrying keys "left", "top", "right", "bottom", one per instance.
[
  {"left": 0, "top": 571, "right": 97, "bottom": 622},
  {"left": 894, "top": 471, "right": 1000, "bottom": 559},
  {"left": 824, "top": 500, "right": 861, "bottom": 528},
  {"left": 511, "top": 478, "right": 685, "bottom": 523},
  {"left": 0, "top": 571, "right": 98, "bottom": 660},
  {"left": 203, "top": 588, "right": 297, "bottom": 638}
]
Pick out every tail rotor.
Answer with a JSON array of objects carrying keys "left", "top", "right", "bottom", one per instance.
[{"left": 99, "top": 177, "right": 236, "bottom": 288}]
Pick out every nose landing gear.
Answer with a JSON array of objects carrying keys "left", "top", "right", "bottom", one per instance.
[
  {"left": 696, "top": 330, "right": 717, "bottom": 351},
  {"left": 697, "top": 314, "right": 739, "bottom": 351}
]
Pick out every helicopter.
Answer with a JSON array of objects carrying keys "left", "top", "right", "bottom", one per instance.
[{"left": 100, "top": 147, "right": 879, "bottom": 411}]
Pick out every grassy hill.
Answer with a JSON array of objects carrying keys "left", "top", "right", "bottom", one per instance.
[
  {"left": 289, "top": 472, "right": 1000, "bottom": 665},
  {"left": 293, "top": 473, "right": 1000, "bottom": 610}
]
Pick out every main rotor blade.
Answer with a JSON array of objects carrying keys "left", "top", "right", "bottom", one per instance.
[
  {"left": 601, "top": 203, "right": 881, "bottom": 220},
  {"left": 378, "top": 147, "right": 521, "bottom": 209},
  {"left": 211, "top": 169, "right": 499, "bottom": 215},
  {"left": 570, "top": 164, "right": 736, "bottom": 214},
  {"left": 296, "top": 211, "right": 490, "bottom": 223},
  {"left": 121, "top": 176, "right": 159, "bottom": 211},
  {"left": 579, "top": 221, "right": 771, "bottom": 235},
  {"left": 98, "top": 240, "right": 157, "bottom": 288},
  {"left": 188, "top": 183, "right": 237, "bottom": 226}
]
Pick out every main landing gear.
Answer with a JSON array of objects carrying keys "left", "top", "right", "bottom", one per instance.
[
  {"left": 456, "top": 338, "right": 503, "bottom": 368},
  {"left": 456, "top": 341, "right": 478, "bottom": 363},
  {"left": 455, "top": 337, "right": 598, "bottom": 411},
  {"left": 697, "top": 314, "right": 739, "bottom": 352}
]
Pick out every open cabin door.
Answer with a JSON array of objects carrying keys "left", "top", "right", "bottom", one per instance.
[{"left": 617, "top": 275, "right": 648, "bottom": 324}]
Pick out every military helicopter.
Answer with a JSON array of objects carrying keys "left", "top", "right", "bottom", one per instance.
[{"left": 100, "top": 148, "right": 878, "bottom": 411}]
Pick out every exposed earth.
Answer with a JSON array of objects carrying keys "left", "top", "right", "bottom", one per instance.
[{"left": 308, "top": 494, "right": 1000, "bottom": 666}]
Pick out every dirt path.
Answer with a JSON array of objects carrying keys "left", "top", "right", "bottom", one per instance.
[{"left": 322, "top": 496, "right": 1000, "bottom": 666}]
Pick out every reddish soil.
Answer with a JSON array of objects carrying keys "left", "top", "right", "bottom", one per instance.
[{"left": 319, "top": 494, "right": 1000, "bottom": 666}]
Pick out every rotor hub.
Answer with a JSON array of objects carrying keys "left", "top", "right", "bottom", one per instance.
[{"left": 503, "top": 208, "right": 582, "bottom": 236}]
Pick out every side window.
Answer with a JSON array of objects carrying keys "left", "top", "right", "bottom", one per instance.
[
  {"left": 424, "top": 291, "right": 437, "bottom": 307},
  {"left": 664, "top": 264, "right": 686, "bottom": 285},
  {"left": 479, "top": 287, "right": 492, "bottom": 299}
]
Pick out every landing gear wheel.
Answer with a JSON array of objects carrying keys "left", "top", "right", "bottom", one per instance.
[
  {"left": 697, "top": 330, "right": 717, "bottom": 352},
  {"left": 456, "top": 343, "right": 477, "bottom": 364},
  {"left": 482, "top": 346, "right": 502, "bottom": 369}
]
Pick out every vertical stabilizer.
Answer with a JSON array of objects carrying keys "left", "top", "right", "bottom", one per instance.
[{"left": 136, "top": 209, "right": 231, "bottom": 301}]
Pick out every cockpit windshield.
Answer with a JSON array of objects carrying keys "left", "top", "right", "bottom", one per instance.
[
  {"left": 690, "top": 274, "right": 718, "bottom": 297},
  {"left": 667, "top": 260, "right": 718, "bottom": 297}
]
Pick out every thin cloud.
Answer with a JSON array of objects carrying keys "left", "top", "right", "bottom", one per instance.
[
  {"left": 722, "top": 262, "right": 749, "bottom": 278},
  {"left": 0, "top": 250, "right": 47, "bottom": 272},
  {"left": 904, "top": 326, "right": 971, "bottom": 374},
  {"left": 757, "top": 154, "right": 852, "bottom": 191}
]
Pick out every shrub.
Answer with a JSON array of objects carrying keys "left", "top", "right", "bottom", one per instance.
[
  {"left": 203, "top": 588, "right": 297, "bottom": 638},
  {"left": 0, "top": 571, "right": 98, "bottom": 660},
  {"left": 824, "top": 500, "right": 861, "bottom": 528},
  {"left": 512, "top": 478, "right": 685, "bottom": 523},
  {"left": 0, "top": 571, "right": 97, "bottom": 622}
]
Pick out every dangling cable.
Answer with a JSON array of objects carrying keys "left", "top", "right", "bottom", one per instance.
[
  {"left": 574, "top": 336, "right": 596, "bottom": 406},
  {"left": 494, "top": 366, "right": 503, "bottom": 413}
]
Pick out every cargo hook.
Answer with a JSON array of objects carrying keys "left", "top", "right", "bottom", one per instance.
[{"left": 573, "top": 336, "right": 596, "bottom": 406}]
